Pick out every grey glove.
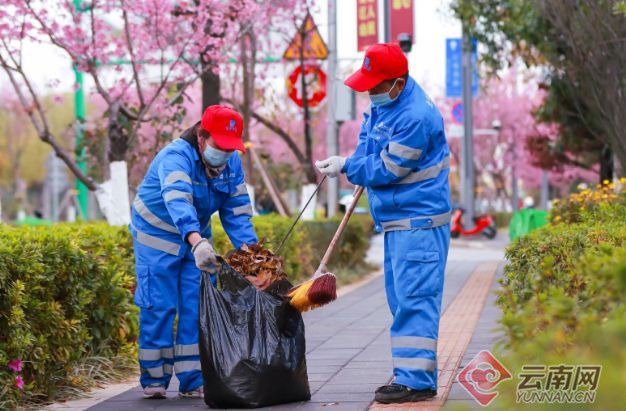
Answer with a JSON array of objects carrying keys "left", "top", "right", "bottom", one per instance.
[
  {"left": 315, "top": 156, "right": 347, "bottom": 178},
  {"left": 191, "top": 238, "right": 217, "bottom": 271}
]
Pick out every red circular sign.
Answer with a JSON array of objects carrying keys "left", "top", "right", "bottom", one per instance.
[{"left": 286, "top": 64, "right": 327, "bottom": 108}]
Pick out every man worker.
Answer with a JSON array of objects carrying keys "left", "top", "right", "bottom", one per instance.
[
  {"left": 316, "top": 43, "right": 451, "bottom": 403},
  {"left": 130, "top": 105, "right": 257, "bottom": 398}
]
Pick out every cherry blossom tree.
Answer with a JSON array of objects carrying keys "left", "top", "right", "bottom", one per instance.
[
  {"left": 438, "top": 71, "right": 597, "bottom": 209},
  {"left": 0, "top": 0, "right": 294, "bottom": 191}
]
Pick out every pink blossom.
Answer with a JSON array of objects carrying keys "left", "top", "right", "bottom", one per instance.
[
  {"left": 8, "top": 358, "right": 22, "bottom": 373},
  {"left": 15, "top": 375, "right": 24, "bottom": 390}
]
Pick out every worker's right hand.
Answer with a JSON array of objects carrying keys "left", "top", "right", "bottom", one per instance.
[
  {"left": 315, "top": 156, "right": 346, "bottom": 178},
  {"left": 191, "top": 238, "right": 218, "bottom": 271}
]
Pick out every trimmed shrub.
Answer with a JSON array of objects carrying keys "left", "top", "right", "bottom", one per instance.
[
  {"left": 1, "top": 214, "right": 374, "bottom": 407},
  {"left": 493, "top": 181, "right": 626, "bottom": 408},
  {"left": 0, "top": 223, "right": 137, "bottom": 408},
  {"left": 212, "top": 213, "right": 374, "bottom": 283}
]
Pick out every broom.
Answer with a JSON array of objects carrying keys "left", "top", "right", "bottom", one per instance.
[{"left": 288, "top": 186, "right": 365, "bottom": 312}]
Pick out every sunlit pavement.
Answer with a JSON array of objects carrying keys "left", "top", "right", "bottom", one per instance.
[{"left": 49, "top": 234, "right": 507, "bottom": 411}]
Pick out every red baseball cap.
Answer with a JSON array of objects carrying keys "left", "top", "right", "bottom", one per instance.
[
  {"left": 344, "top": 43, "right": 408, "bottom": 92},
  {"left": 200, "top": 105, "right": 246, "bottom": 153}
]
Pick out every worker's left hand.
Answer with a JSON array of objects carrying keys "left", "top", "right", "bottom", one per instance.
[{"left": 315, "top": 156, "right": 346, "bottom": 178}]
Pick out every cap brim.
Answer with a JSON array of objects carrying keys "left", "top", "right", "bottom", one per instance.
[
  {"left": 212, "top": 133, "right": 246, "bottom": 153},
  {"left": 344, "top": 69, "right": 385, "bottom": 92}
]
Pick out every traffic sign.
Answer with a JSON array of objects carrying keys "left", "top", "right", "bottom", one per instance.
[
  {"left": 283, "top": 13, "right": 329, "bottom": 60},
  {"left": 446, "top": 38, "right": 479, "bottom": 98},
  {"left": 451, "top": 101, "right": 464, "bottom": 124},
  {"left": 286, "top": 64, "right": 327, "bottom": 108}
]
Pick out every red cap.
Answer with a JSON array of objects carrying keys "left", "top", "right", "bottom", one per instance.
[
  {"left": 344, "top": 43, "right": 408, "bottom": 92},
  {"left": 200, "top": 105, "right": 246, "bottom": 153}
]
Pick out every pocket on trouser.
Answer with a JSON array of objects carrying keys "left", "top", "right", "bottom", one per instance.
[
  {"left": 134, "top": 264, "right": 153, "bottom": 309},
  {"left": 401, "top": 250, "right": 440, "bottom": 297}
]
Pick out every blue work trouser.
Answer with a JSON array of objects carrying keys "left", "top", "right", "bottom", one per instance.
[
  {"left": 383, "top": 224, "right": 450, "bottom": 391},
  {"left": 132, "top": 238, "right": 216, "bottom": 392}
]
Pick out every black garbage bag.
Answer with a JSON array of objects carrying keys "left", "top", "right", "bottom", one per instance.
[{"left": 199, "top": 258, "right": 311, "bottom": 408}]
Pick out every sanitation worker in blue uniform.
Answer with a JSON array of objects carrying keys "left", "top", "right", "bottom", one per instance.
[
  {"left": 316, "top": 43, "right": 451, "bottom": 403},
  {"left": 130, "top": 105, "right": 257, "bottom": 399}
]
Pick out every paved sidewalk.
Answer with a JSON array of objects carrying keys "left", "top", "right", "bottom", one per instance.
[{"left": 52, "top": 236, "right": 505, "bottom": 411}]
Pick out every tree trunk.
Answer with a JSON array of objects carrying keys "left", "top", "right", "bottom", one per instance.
[
  {"left": 201, "top": 59, "right": 221, "bottom": 110},
  {"left": 599, "top": 144, "right": 614, "bottom": 183},
  {"left": 240, "top": 31, "right": 256, "bottom": 182},
  {"left": 108, "top": 107, "right": 128, "bottom": 163}
]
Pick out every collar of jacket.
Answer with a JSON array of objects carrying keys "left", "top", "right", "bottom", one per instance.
[
  {"left": 372, "top": 75, "right": 416, "bottom": 113},
  {"left": 181, "top": 122, "right": 202, "bottom": 163}
]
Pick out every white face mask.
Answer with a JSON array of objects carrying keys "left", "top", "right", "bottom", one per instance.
[
  {"left": 369, "top": 79, "right": 399, "bottom": 107},
  {"left": 203, "top": 145, "right": 232, "bottom": 167}
]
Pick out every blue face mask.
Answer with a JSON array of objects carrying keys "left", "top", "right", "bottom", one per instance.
[
  {"left": 203, "top": 145, "right": 232, "bottom": 167},
  {"left": 369, "top": 79, "right": 399, "bottom": 107}
]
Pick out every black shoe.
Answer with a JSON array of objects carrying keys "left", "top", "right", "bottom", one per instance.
[{"left": 374, "top": 383, "right": 437, "bottom": 403}]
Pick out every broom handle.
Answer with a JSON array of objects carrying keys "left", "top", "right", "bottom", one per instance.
[
  {"left": 316, "top": 186, "right": 365, "bottom": 276},
  {"left": 274, "top": 175, "right": 327, "bottom": 255}
]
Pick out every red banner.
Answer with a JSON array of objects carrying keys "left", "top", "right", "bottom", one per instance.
[
  {"left": 389, "top": 0, "right": 414, "bottom": 44},
  {"left": 356, "top": 0, "right": 378, "bottom": 52}
]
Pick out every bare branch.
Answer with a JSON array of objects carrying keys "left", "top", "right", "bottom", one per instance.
[{"left": 223, "top": 97, "right": 307, "bottom": 165}]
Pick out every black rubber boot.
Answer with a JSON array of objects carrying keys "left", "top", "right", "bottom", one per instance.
[{"left": 374, "top": 383, "right": 437, "bottom": 403}]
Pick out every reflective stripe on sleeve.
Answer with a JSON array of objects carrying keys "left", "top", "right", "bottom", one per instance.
[
  {"left": 230, "top": 183, "right": 248, "bottom": 197},
  {"left": 233, "top": 204, "right": 253, "bottom": 216},
  {"left": 393, "top": 156, "right": 450, "bottom": 184},
  {"left": 174, "top": 360, "right": 202, "bottom": 373},
  {"left": 138, "top": 347, "right": 174, "bottom": 361},
  {"left": 135, "top": 229, "right": 181, "bottom": 255},
  {"left": 133, "top": 197, "right": 178, "bottom": 234},
  {"left": 392, "top": 357, "right": 437, "bottom": 372},
  {"left": 388, "top": 142, "right": 422, "bottom": 161},
  {"left": 381, "top": 151, "right": 412, "bottom": 177},
  {"left": 164, "top": 190, "right": 193, "bottom": 203},
  {"left": 391, "top": 336, "right": 437, "bottom": 352},
  {"left": 164, "top": 171, "right": 192, "bottom": 186},
  {"left": 174, "top": 344, "right": 199, "bottom": 357}
]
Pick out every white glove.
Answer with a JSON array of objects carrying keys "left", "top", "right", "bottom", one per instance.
[
  {"left": 191, "top": 238, "right": 217, "bottom": 271},
  {"left": 315, "top": 156, "right": 346, "bottom": 178}
]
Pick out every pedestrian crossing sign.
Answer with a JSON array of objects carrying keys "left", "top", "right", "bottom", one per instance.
[{"left": 283, "top": 13, "right": 329, "bottom": 60}]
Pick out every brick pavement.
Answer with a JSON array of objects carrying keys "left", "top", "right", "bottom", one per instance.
[{"left": 50, "top": 238, "right": 504, "bottom": 411}]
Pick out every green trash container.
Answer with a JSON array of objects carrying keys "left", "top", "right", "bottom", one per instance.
[
  {"left": 509, "top": 209, "right": 548, "bottom": 241},
  {"left": 15, "top": 216, "right": 53, "bottom": 226}
]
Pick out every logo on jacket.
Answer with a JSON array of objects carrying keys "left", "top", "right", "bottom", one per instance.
[
  {"left": 363, "top": 56, "right": 372, "bottom": 71},
  {"left": 227, "top": 119, "right": 237, "bottom": 132}
]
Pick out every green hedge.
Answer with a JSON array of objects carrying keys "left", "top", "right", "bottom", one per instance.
[
  {"left": 494, "top": 184, "right": 626, "bottom": 408},
  {"left": 0, "top": 223, "right": 137, "bottom": 409},
  {"left": 0, "top": 214, "right": 373, "bottom": 407},
  {"left": 212, "top": 213, "right": 373, "bottom": 283}
]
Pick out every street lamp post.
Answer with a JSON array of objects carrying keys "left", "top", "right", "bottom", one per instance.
[
  {"left": 73, "top": 0, "right": 89, "bottom": 219},
  {"left": 326, "top": 0, "right": 338, "bottom": 217},
  {"left": 461, "top": 26, "right": 475, "bottom": 223}
]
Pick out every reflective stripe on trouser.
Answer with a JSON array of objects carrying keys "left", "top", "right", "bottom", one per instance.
[
  {"left": 383, "top": 224, "right": 450, "bottom": 390},
  {"left": 132, "top": 237, "right": 204, "bottom": 392}
]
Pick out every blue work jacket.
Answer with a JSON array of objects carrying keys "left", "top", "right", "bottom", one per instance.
[
  {"left": 343, "top": 76, "right": 451, "bottom": 232},
  {"left": 130, "top": 126, "right": 257, "bottom": 257}
]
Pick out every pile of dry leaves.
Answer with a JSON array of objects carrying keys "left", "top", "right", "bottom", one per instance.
[{"left": 226, "top": 241, "right": 288, "bottom": 290}]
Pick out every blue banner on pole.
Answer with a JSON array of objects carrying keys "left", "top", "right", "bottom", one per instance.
[{"left": 446, "top": 38, "right": 479, "bottom": 98}]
